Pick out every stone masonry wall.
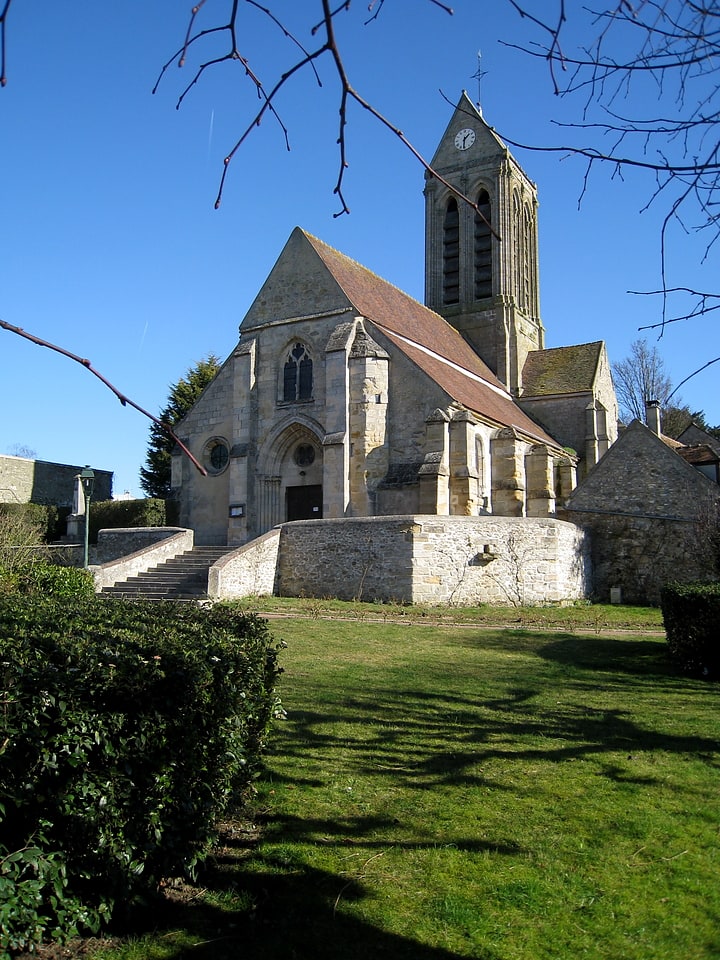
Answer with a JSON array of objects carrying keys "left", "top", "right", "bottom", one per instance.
[
  {"left": 0, "top": 456, "right": 112, "bottom": 507},
  {"left": 208, "top": 528, "right": 281, "bottom": 599},
  {"left": 408, "top": 516, "right": 589, "bottom": 605},
  {"left": 277, "top": 517, "right": 414, "bottom": 602},
  {"left": 274, "top": 515, "right": 590, "bottom": 605},
  {"left": 92, "top": 529, "right": 194, "bottom": 590},
  {"left": 566, "top": 510, "right": 717, "bottom": 605}
]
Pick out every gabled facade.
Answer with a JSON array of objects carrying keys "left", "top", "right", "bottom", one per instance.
[
  {"left": 173, "top": 228, "right": 574, "bottom": 545},
  {"left": 173, "top": 93, "right": 618, "bottom": 548},
  {"left": 519, "top": 341, "right": 619, "bottom": 478},
  {"left": 564, "top": 419, "right": 719, "bottom": 602}
]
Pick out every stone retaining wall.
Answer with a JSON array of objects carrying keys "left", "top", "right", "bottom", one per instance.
[
  {"left": 208, "top": 529, "right": 281, "bottom": 599},
  {"left": 273, "top": 515, "right": 589, "bottom": 605},
  {"left": 566, "top": 509, "right": 717, "bottom": 605}
]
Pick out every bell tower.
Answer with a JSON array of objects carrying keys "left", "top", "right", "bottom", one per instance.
[{"left": 424, "top": 92, "right": 544, "bottom": 394}]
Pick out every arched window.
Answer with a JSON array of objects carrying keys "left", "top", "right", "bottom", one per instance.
[
  {"left": 512, "top": 191, "right": 522, "bottom": 305},
  {"left": 283, "top": 342, "right": 313, "bottom": 402},
  {"left": 474, "top": 189, "right": 492, "bottom": 300},
  {"left": 442, "top": 198, "right": 460, "bottom": 304},
  {"left": 522, "top": 202, "right": 533, "bottom": 313}
]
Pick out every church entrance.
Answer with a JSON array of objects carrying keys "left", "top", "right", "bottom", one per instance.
[{"left": 286, "top": 484, "right": 323, "bottom": 522}]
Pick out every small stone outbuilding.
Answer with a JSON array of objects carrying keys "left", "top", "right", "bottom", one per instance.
[{"left": 564, "top": 419, "right": 720, "bottom": 603}]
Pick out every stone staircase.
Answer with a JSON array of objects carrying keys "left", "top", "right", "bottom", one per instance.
[{"left": 100, "top": 546, "right": 234, "bottom": 601}]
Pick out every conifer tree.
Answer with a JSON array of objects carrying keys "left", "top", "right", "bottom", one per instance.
[{"left": 139, "top": 355, "right": 221, "bottom": 499}]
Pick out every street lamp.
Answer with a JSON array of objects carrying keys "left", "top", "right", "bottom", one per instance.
[{"left": 80, "top": 466, "right": 95, "bottom": 569}]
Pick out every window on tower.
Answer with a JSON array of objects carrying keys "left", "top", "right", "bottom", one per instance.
[
  {"left": 442, "top": 198, "right": 460, "bottom": 304},
  {"left": 523, "top": 202, "right": 533, "bottom": 314},
  {"left": 512, "top": 191, "right": 523, "bottom": 306},
  {"left": 474, "top": 189, "right": 492, "bottom": 300},
  {"left": 283, "top": 342, "right": 313, "bottom": 402}
]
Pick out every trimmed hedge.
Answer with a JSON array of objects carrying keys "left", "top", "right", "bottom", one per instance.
[
  {"left": 0, "top": 502, "right": 68, "bottom": 544},
  {"left": 661, "top": 582, "right": 720, "bottom": 678},
  {"left": 89, "top": 499, "right": 167, "bottom": 543},
  {"left": 0, "top": 598, "right": 284, "bottom": 953}
]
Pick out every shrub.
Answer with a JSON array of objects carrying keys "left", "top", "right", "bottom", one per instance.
[
  {"left": 0, "top": 507, "right": 49, "bottom": 576},
  {"left": 661, "top": 582, "right": 720, "bottom": 678},
  {"left": 0, "top": 598, "right": 283, "bottom": 951},
  {"left": 0, "top": 503, "right": 68, "bottom": 546},
  {"left": 89, "top": 499, "right": 167, "bottom": 543},
  {"left": 0, "top": 560, "right": 96, "bottom": 599},
  {"left": 0, "top": 838, "right": 105, "bottom": 956}
]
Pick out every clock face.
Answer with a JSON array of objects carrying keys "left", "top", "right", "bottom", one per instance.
[{"left": 454, "top": 127, "right": 476, "bottom": 151}]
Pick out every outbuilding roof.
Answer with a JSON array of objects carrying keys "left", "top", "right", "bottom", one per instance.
[{"left": 521, "top": 342, "right": 604, "bottom": 397}]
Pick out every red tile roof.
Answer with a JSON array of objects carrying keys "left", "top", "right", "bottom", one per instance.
[{"left": 303, "top": 231, "right": 561, "bottom": 447}]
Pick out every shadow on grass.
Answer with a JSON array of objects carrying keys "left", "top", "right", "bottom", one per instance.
[
  {"left": 269, "top": 628, "right": 720, "bottom": 794},
  {"left": 94, "top": 626, "right": 716, "bottom": 960},
  {"left": 536, "top": 633, "right": 675, "bottom": 677},
  {"left": 110, "top": 844, "right": 492, "bottom": 960}
]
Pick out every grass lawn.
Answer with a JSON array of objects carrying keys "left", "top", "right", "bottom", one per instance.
[{"left": 86, "top": 607, "right": 718, "bottom": 960}]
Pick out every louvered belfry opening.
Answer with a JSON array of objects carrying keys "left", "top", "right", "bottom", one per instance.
[
  {"left": 474, "top": 189, "right": 492, "bottom": 300},
  {"left": 442, "top": 198, "right": 460, "bottom": 304}
]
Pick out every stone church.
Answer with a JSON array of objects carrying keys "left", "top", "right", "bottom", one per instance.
[{"left": 173, "top": 92, "right": 618, "bottom": 548}]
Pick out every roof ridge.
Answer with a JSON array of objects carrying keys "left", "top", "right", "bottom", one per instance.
[{"left": 300, "top": 228, "right": 433, "bottom": 314}]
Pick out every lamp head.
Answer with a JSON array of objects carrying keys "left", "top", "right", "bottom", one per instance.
[{"left": 80, "top": 466, "right": 95, "bottom": 500}]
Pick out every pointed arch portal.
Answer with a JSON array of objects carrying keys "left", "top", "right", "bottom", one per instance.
[{"left": 256, "top": 418, "right": 324, "bottom": 532}]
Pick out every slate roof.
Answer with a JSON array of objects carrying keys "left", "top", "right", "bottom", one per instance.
[
  {"left": 566, "top": 419, "right": 718, "bottom": 517},
  {"left": 521, "top": 342, "right": 604, "bottom": 397},
  {"left": 678, "top": 443, "right": 720, "bottom": 467},
  {"left": 677, "top": 422, "right": 720, "bottom": 456},
  {"left": 302, "top": 231, "right": 561, "bottom": 448}
]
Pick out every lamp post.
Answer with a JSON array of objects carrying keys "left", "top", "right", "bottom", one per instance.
[{"left": 80, "top": 466, "right": 95, "bottom": 569}]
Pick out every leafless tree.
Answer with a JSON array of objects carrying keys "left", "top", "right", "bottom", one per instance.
[
  {"left": 610, "top": 336, "right": 715, "bottom": 435},
  {"left": 612, "top": 337, "right": 674, "bottom": 423},
  {"left": 504, "top": 1, "right": 719, "bottom": 378}
]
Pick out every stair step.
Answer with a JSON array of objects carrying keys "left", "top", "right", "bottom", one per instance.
[{"left": 100, "top": 545, "right": 235, "bottom": 601}]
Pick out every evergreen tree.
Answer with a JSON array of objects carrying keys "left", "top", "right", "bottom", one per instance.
[{"left": 139, "top": 356, "right": 221, "bottom": 499}]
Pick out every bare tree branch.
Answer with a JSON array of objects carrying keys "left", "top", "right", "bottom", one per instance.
[
  {"left": 152, "top": 0, "right": 491, "bottom": 225},
  {"left": 506, "top": 0, "right": 720, "bottom": 333},
  {"left": 0, "top": 320, "right": 208, "bottom": 477},
  {"left": 0, "top": 0, "right": 12, "bottom": 87},
  {"left": 634, "top": 287, "right": 720, "bottom": 330},
  {"left": 666, "top": 355, "right": 720, "bottom": 404}
]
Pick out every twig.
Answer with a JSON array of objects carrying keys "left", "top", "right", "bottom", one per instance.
[
  {"left": 629, "top": 846, "right": 689, "bottom": 866},
  {"left": 0, "top": 0, "right": 12, "bottom": 86},
  {"left": 333, "top": 850, "right": 386, "bottom": 914},
  {"left": 0, "top": 319, "right": 207, "bottom": 476}
]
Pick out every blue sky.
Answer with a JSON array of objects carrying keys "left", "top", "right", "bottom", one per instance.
[{"left": 1, "top": 2, "right": 717, "bottom": 496}]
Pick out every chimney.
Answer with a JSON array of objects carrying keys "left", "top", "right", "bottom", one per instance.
[{"left": 645, "top": 398, "right": 661, "bottom": 435}]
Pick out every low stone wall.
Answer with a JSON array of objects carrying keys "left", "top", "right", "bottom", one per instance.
[
  {"left": 566, "top": 509, "right": 718, "bottom": 605},
  {"left": 273, "top": 515, "right": 590, "bottom": 605},
  {"left": 94, "top": 527, "right": 190, "bottom": 565},
  {"left": 208, "top": 529, "right": 281, "bottom": 599},
  {"left": 91, "top": 528, "right": 193, "bottom": 591}
]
